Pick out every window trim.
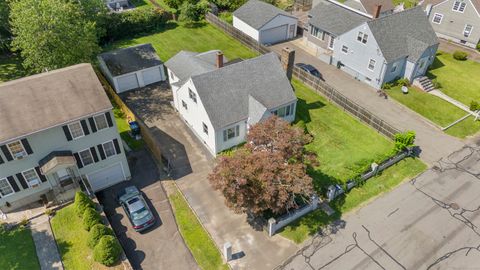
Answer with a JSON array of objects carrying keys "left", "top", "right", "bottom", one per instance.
[
  {"left": 464, "top": 24, "right": 473, "bottom": 37},
  {"left": 68, "top": 121, "right": 85, "bottom": 140},
  {"left": 78, "top": 148, "right": 94, "bottom": 167},
  {"left": 432, "top": 13, "right": 443, "bottom": 24},
  {"left": 223, "top": 125, "right": 240, "bottom": 142},
  {"left": 7, "top": 140, "right": 27, "bottom": 160},
  {"left": 357, "top": 31, "right": 368, "bottom": 44},
  {"left": 21, "top": 168, "right": 41, "bottom": 188},
  {"left": 0, "top": 177, "right": 15, "bottom": 197},
  {"left": 102, "top": 140, "right": 116, "bottom": 158},
  {"left": 452, "top": 0, "right": 466, "bottom": 12},
  {"left": 367, "top": 58, "right": 376, "bottom": 71},
  {"left": 93, "top": 114, "right": 109, "bottom": 132}
]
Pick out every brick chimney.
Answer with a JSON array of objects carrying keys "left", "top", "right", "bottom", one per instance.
[
  {"left": 216, "top": 51, "right": 223, "bottom": 68},
  {"left": 373, "top": 4, "right": 382, "bottom": 18},
  {"left": 281, "top": 47, "right": 295, "bottom": 81}
]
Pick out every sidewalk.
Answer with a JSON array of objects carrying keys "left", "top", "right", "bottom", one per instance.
[
  {"left": 429, "top": 89, "right": 473, "bottom": 115},
  {"left": 30, "top": 214, "right": 63, "bottom": 270}
]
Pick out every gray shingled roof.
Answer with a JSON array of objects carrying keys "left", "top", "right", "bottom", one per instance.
[
  {"left": 0, "top": 64, "right": 112, "bottom": 143},
  {"left": 164, "top": 50, "right": 223, "bottom": 82},
  {"left": 233, "top": 0, "right": 296, "bottom": 30},
  {"left": 99, "top": 44, "right": 163, "bottom": 76},
  {"left": 188, "top": 53, "right": 296, "bottom": 129},
  {"left": 368, "top": 6, "right": 438, "bottom": 62},
  {"left": 308, "top": 0, "right": 370, "bottom": 36}
]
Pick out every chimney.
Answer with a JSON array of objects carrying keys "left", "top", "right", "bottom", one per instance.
[
  {"left": 373, "top": 4, "right": 382, "bottom": 18},
  {"left": 281, "top": 47, "right": 295, "bottom": 81},
  {"left": 216, "top": 51, "right": 224, "bottom": 68}
]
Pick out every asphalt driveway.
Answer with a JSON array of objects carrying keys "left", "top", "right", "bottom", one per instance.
[{"left": 97, "top": 149, "right": 198, "bottom": 270}]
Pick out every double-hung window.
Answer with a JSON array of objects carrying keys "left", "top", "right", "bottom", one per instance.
[
  {"left": 0, "top": 178, "right": 14, "bottom": 197},
  {"left": 94, "top": 114, "right": 109, "bottom": 131},
  {"left": 102, "top": 141, "right": 116, "bottom": 158},
  {"left": 368, "top": 59, "right": 376, "bottom": 71},
  {"left": 203, "top": 123, "right": 208, "bottom": 135},
  {"left": 182, "top": 100, "right": 188, "bottom": 110},
  {"left": 464, "top": 24, "right": 473, "bottom": 37},
  {"left": 223, "top": 125, "right": 240, "bottom": 141},
  {"left": 432, "top": 13, "right": 443, "bottom": 24},
  {"left": 357, "top": 32, "right": 368, "bottom": 44},
  {"left": 273, "top": 103, "right": 295, "bottom": 117},
  {"left": 79, "top": 149, "right": 94, "bottom": 167},
  {"left": 22, "top": 169, "right": 40, "bottom": 188},
  {"left": 341, "top": 45, "right": 348, "bottom": 54},
  {"left": 188, "top": 88, "right": 197, "bottom": 103},
  {"left": 7, "top": 140, "right": 27, "bottom": 159},
  {"left": 452, "top": 0, "right": 466, "bottom": 12},
  {"left": 68, "top": 121, "right": 84, "bottom": 139}
]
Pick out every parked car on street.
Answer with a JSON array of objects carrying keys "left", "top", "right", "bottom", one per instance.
[
  {"left": 118, "top": 186, "right": 155, "bottom": 232},
  {"left": 295, "top": 63, "right": 322, "bottom": 79}
]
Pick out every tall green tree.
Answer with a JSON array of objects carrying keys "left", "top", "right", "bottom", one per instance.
[
  {"left": 0, "top": 0, "right": 11, "bottom": 51},
  {"left": 9, "top": 0, "right": 100, "bottom": 72}
]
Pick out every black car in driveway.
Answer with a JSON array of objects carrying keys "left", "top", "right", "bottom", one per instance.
[{"left": 295, "top": 63, "right": 322, "bottom": 79}]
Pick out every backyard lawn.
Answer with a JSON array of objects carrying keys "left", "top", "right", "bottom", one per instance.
[
  {"left": 106, "top": 21, "right": 258, "bottom": 61},
  {"left": 113, "top": 107, "right": 145, "bottom": 150},
  {"left": 0, "top": 54, "right": 26, "bottom": 82},
  {"left": 169, "top": 190, "right": 229, "bottom": 270},
  {"left": 0, "top": 226, "right": 40, "bottom": 270},
  {"left": 387, "top": 86, "right": 480, "bottom": 138},
  {"left": 428, "top": 52, "right": 480, "bottom": 106}
]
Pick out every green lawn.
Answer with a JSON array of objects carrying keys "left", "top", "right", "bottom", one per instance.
[
  {"left": 113, "top": 107, "right": 144, "bottom": 150},
  {"left": 130, "top": 0, "right": 154, "bottom": 9},
  {"left": 280, "top": 157, "right": 426, "bottom": 243},
  {"left": 392, "top": 0, "right": 418, "bottom": 8},
  {"left": 0, "top": 226, "right": 40, "bottom": 270},
  {"left": 106, "top": 21, "right": 258, "bottom": 61},
  {"left": 0, "top": 54, "right": 27, "bottom": 82},
  {"left": 387, "top": 86, "right": 480, "bottom": 138},
  {"left": 428, "top": 52, "right": 480, "bottom": 106},
  {"left": 169, "top": 190, "right": 228, "bottom": 270}
]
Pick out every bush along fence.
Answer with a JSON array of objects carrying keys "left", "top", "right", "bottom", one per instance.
[{"left": 205, "top": 12, "right": 401, "bottom": 139}]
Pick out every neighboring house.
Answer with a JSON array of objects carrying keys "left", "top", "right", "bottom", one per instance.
[
  {"left": 105, "top": 0, "right": 131, "bottom": 11},
  {"left": 342, "top": 0, "right": 395, "bottom": 16},
  {"left": 98, "top": 44, "right": 166, "bottom": 94},
  {"left": 0, "top": 64, "right": 131, "bottom": 213},
  {"left": 165, "top": 51, "right": 297, "bottom": 155},
  {"left": 305, "top": 1, "right": 439, "bottom": 89},
  {"left": 233, "top": 0, "right": 298, "bottom": 45},
  {"left": 423, "top": 0, "right": 480, "bottom": 48}
]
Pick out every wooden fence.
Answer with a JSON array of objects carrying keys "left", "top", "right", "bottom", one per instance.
[{"left": 205, "top": 13, "right": 401, "bottom": 139}]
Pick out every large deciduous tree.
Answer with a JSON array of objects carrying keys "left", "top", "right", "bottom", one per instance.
[
  {"left": 209, "top": 116, "right": 316, "bottom": 217},
  {"left": 9, "top": 0, "right": 100, "bottom": 72}
]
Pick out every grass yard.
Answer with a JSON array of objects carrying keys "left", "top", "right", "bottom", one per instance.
[
  {"left": 106, "top": 21, "right": 258, "bottom": 61},
  {"left": 280, "top": 157, "right": 426, "bottom": 243},
  {"left": 113, "top": 107, "right": 145, "bottom": 150},
  {"left": 387, "top": 86, "right": 480, "bottom": 138},
  {"left": 169, "top": 190, "right": 228, "bottom": 270},
  {"left": 392, "top": 0, "right": 418, "bottom": 8},
  {"left": 428, "top": 52, "right": 480, "bottom": 106},
  {"left": 0, "top": 54, "right": 27, "bottom": 82},
  {"left": 0, "top": 226, "right": 40, "bottom": 270}
]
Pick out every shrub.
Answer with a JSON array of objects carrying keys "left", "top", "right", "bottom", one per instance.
[
  {"left": 88, "top": 224, "right": 114, "bottom": 248},
  {"left": 470, "top": 101, "right": 480, "bottom": 111},
  {"left": 394, "top": 131, "right": 416, "bottom": 153},
  {"left": 453, "top": 50, "right": 468, "bottom": 61},
  {"left": 44, "top": 209, "right": 55, "bottom": 217},
  {"left": 82, "top": 208, "right": 102, "bottom": 231},
  {"left": 93, "top": 235, "right": 122, "bottom": 266},
  {"left": 74, "top": 191, "right": 94, "bottom": 217},
  {"left": 396, "top": 78, "right": 410, "bottom": 87},
  {"left": 179, "top": 0, "right": 210, "bottom": 23},
  {"left": 382, "top": 82, "right": 392, "bottom": 90},
  {"left": 477, "top": 43, "right": 480, "bottom": 52},
  {"left": 164, "top": 0, "right": 184, "bottom": 9}
]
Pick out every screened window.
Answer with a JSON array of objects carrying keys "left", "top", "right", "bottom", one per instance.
[
  {"left": 223, "top": 125, "right": 240, "bottom": 141},
  {"left": 452, "top": 0, "right": 466, "bottom": 12},
  {"left": 0, "top": 178, "right": 14, "bottom": 197},
  {"left": 7, "top": 140, "right": 27, "bottom": 159},
  {"left": 23, "top": 169, "right": 40, "bottom": 188},
  {"left": 464, "top": 24, "right": 473, "bottom": 37},
  {"left": 103, "top": 141, "right": 116, "bottom": 157},
  {"left": 432, "top": 13, "right": 443, "bottom": 24},
  {"left": 68, "top": 121, "right": 84, "bottom": 139},
  {"left": 188, "top": 88, "right": 197, "bottom": 103},
  {"left": 79, "top": 149, "right": 94, "bottom": 166},
  {"left": 94, "top": 114, "right": 108, "bottom": 131},
  {"left": 368, "top": 59, "right": 376, "bottom": 70}
]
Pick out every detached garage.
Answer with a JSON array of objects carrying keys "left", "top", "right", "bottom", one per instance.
[
  {"left": 233, "top": 0, "right": 298, "bottom": 45},
  {"left": 98, "top": 43, "right": 166, "bottom": 93}
]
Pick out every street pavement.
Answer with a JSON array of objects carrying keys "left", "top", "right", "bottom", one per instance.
[{"left": 277, "top": 141, "right": 480, "bottom": 270}]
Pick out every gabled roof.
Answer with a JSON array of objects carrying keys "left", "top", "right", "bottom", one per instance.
[
  {"left": 0, "top": 64, "right": 112, "bottom": 143},
  {"left": 233, "top": 0, "right": 297, "bottom": 30},
  {"left": 165, "top": 50, "right": 222, "bottom": 82},
  {"left": 367, "top": 6, "right": 439, "bottom": 62},
  {"left": 422, "top": 0, "right": 480, "bottom": 14},
  {"left": 99, "top": 43, "right": 163, "bottom": 77},
  {"left": 168, "top": 52, "right": 296, "bottom": 129},
  {"left": 309, "top": 0, "right": 371, "bottom": 36}
]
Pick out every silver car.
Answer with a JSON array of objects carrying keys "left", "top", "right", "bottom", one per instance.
[{"left": 118, "top": 186, "right": 155, "bottom": 232}]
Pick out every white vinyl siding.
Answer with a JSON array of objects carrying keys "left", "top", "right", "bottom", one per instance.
[
  {"left": 79, "top": 149, "right": 94, "bottom": 167},
  {"left": 0, "top": 178, "right": 14, "bottom": 197},
  {"left": 68, "top": 121, "right": 84, "bottom": 139},
  {"left": 94, "top": 114, "right": 109, "bottom": 131},
  {"left": 432, "top": 13, "right": 443, "bottom": 24}
]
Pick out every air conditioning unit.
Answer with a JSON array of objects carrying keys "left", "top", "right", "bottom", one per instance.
[{"left": 14, "top": 152, "right": 27, "bottom": 159}]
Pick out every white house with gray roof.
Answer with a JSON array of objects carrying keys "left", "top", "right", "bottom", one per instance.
[
  {"left": 165, "top": 51, "right": 297, "bottom": 155},
  {"left": 233, "top": 0, "right": 298, "bottom": 45},
  {"left": 306, "top": 1, "right": 439, "bottom": 89}
]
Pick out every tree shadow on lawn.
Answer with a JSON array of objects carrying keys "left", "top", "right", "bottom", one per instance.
[{"left": 294, "top": 97, "right": 326, "bottom": 124}]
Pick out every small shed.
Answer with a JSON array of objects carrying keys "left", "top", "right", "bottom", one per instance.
[
  {"left": 233, "top": 0, "right": 298, "bottom": 45},
  {"left": 98, "top": 43, "right": 166, "bottom": 93}
]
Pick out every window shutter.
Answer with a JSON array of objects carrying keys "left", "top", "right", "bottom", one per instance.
[
  {"left": 90, "top": 147, "right": 99, "bottom": 163},
  {"left": 16, "top": 173, "right": 28, "bottom": 189},
  {"left": 81, "top": 120, "right": 90, "bottom": 135},
  {"left": 1, "top": 145, "right": 13, "bottom": 161},
  {"left": 97, "top": 144, "right": 106, "bottom": 160},
  {"left": 62, "top": 125, "right": 73, "bottom": 141},
  {"left": 223, "top": 130, "right": 227, "bottom": 141},
  {"left": 35, "top": 167, "right": 47, "bottom": 183},
  {"left": 0, "top": 154, "right": 3, "bottom": 164},
  {"left": 7, "top": 176, "right": 20, "bottom": 192},
  {"left": 88, "top": 117, "right": 97, "bottom": 133},
  {"left": 21, "top": 139, "right": 33, "bottom": 155},
  {"left": 113, "top": 139, "right": 121, "bottom": 154},
  {"left": 105, "top": 112, "right": 114, "bottom": 127},
  {"left": 73, "top": 153, "right": 84, "bottom": 169}
]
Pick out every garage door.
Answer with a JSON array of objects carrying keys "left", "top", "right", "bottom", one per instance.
[
  {"left": 260, "top": 24, "right": 288, "bottom": 45},
  {"left": 142, "top": 67, "right": 162, "bottom": 86},
  {"left": 116, "top": 74, "right": 139, "bottom": 93},
  {"left": 87, "top": 163, "right": 125, "bottom": 192}
]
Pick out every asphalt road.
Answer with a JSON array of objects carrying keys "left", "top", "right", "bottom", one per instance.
[
  {"left": 97, "top": 150, "right": 198, "bottom": 270},
  {"left": 277, "top": 141, "right": 480, "bottom": 270}
]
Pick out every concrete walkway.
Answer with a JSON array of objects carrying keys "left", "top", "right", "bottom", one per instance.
[
  {"left": 30, "top": 215, "right": 63, "bottom": 270},
  {"left": 429, "top": 89, "right": 474, "bottom": 115},
  {"left": 270, "top": 39, "right": 465, "bottom": 165}
]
